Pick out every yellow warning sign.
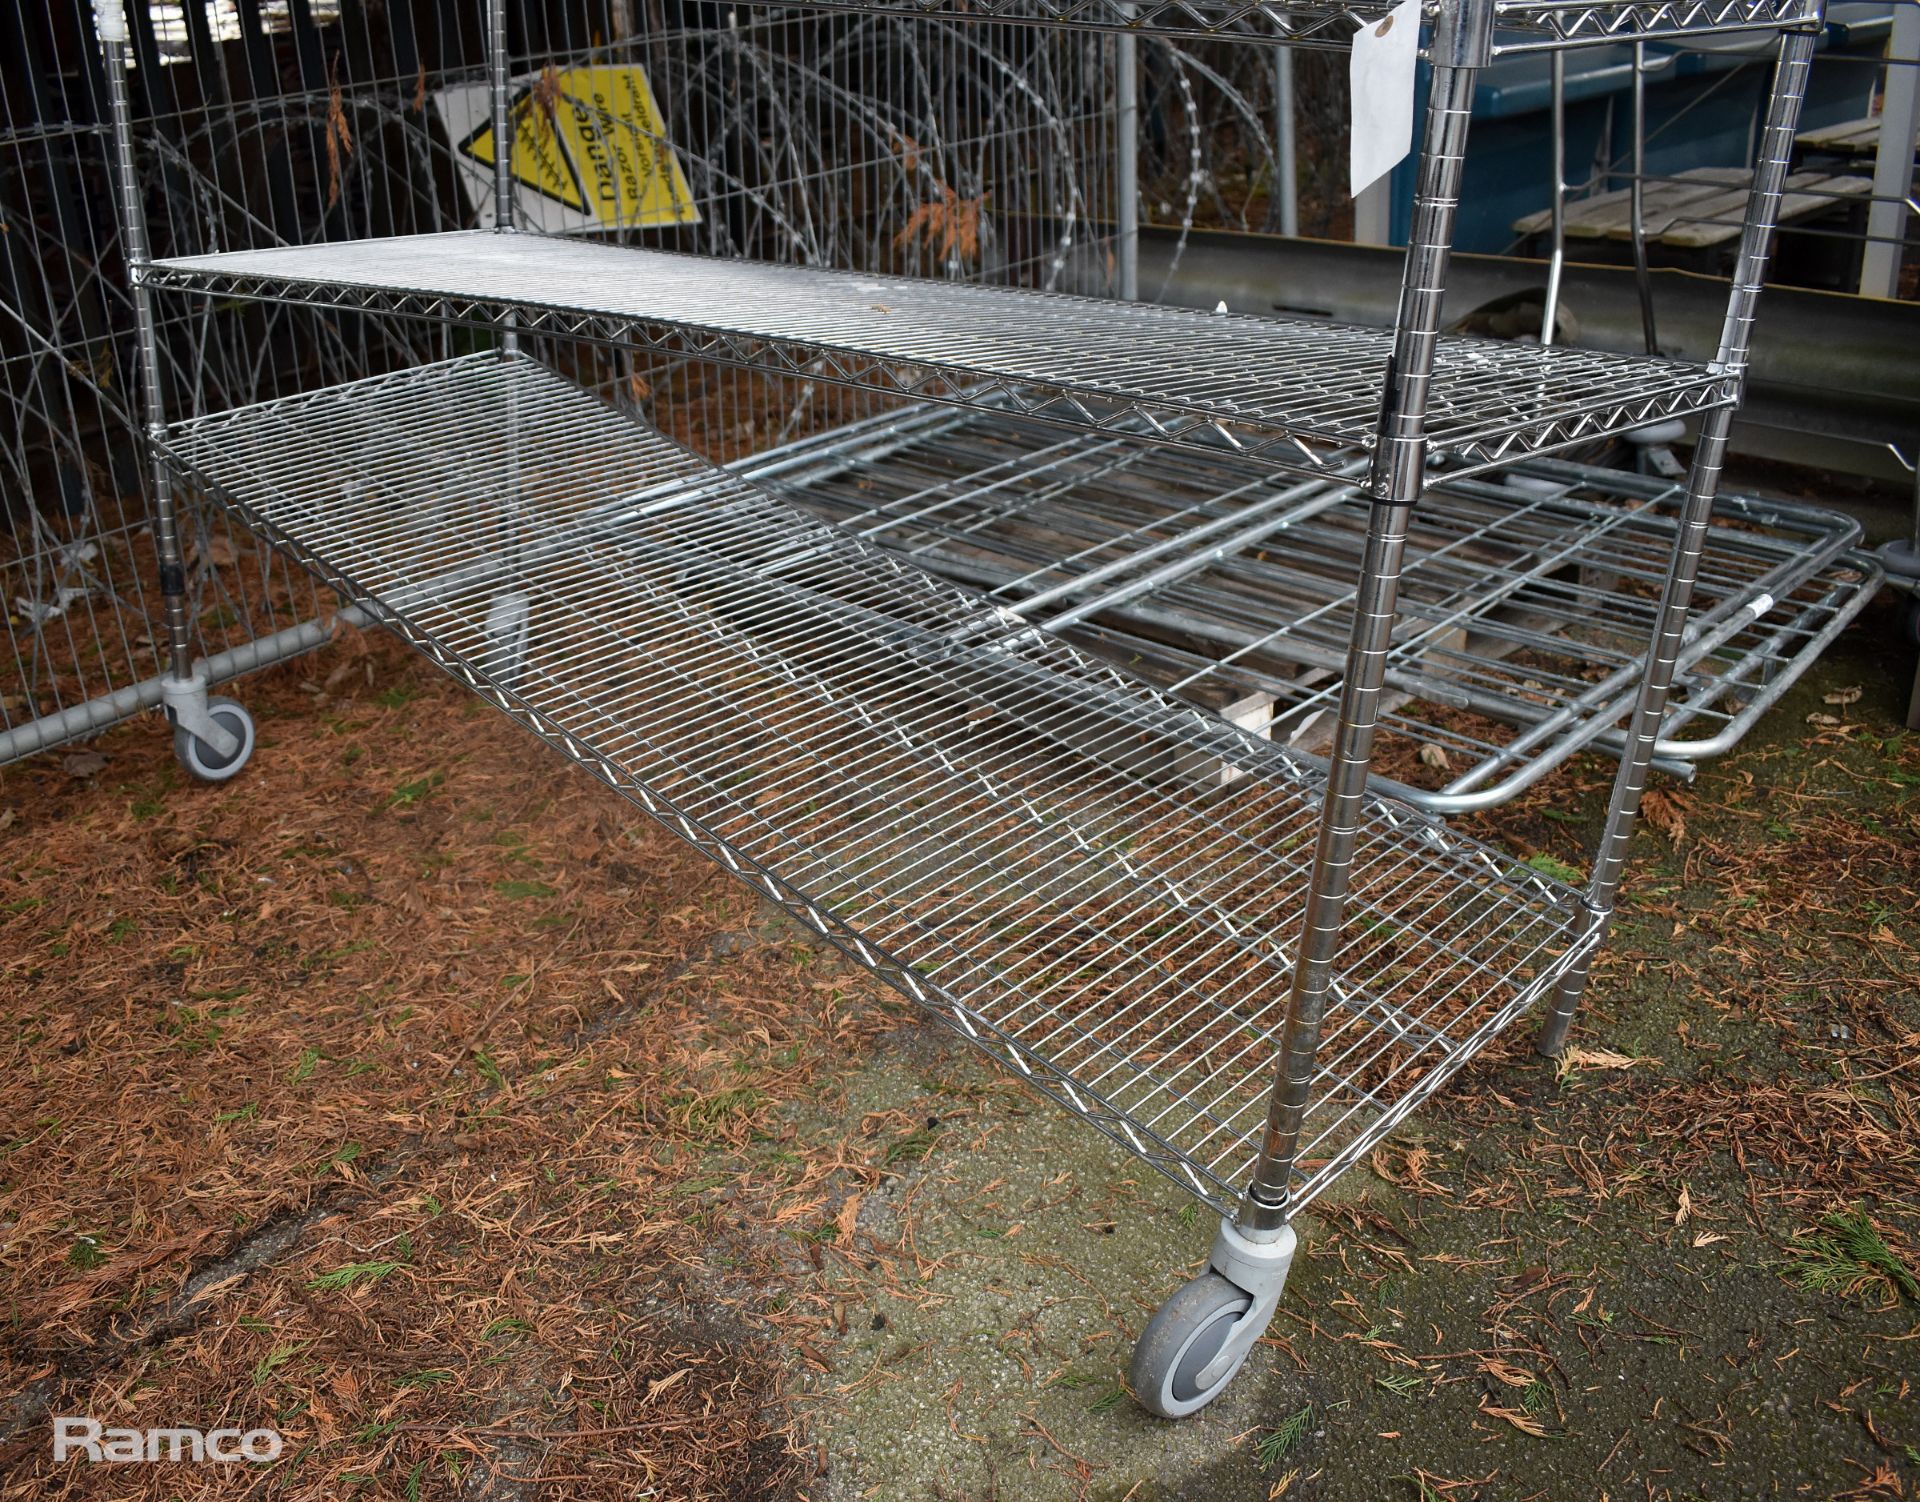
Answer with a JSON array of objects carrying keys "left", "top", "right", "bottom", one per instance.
[{"left": 459, "top": 66, "right": 699, "bottom": 229}]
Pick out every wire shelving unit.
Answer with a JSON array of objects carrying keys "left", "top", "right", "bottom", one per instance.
[{"left": 96, "top": 0, "right": 1829, "bottom": 1419}]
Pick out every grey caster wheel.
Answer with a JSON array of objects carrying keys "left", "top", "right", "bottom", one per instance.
[
  {"left": 1129, "top": 1271, "right": 1254, "bottom": 1418},
  {"left": 173, "top": 696, "right": 255, "bottom": 782},
  {"left": 1130, "top": 1218, "right": 1297, "bottom": 1419}
]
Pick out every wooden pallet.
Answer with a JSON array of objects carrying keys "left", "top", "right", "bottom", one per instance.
[
  {"left": 1513, "top": 165, "right": 1872, "bottom": 250},
  {"left": 1797, "top": 113, "right": 1920, "bottom": 166}
]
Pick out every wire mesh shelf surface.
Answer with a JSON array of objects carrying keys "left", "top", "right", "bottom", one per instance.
[
  {"left": 145, "top": 231, "right": 1737, "bottom": 481},
  {"left": 727, "top": 0, "right": 1823, "bottom": 53},
  {"left": 163, "top": 352, "right": 1599, "bottom": 1211},
  {"left": 741, "top": 401, "right": 1880, "bottom": 812}
]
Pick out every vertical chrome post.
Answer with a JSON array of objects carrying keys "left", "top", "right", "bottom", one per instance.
[
  {"left": 1628, "top": 41, "right": 1658, "bottom": 353},
  {"left": 487, "top": 0, "right": 515, "bottom": 233},
  {"left": 1541, "top": 50, "right": 1566, "bottom": 347},
  {"left": 1116, "top": 18, "right": 1140, "bottom": 300},
  {"left": 1237, "top": 0, "right": 1493, "bottom": 1234},
  {"left": 1537, "top": 25, "right": 1822, "bottom": 1057},
  {"left": 97, "top": 0, "right": 193, "bottom": 685}
]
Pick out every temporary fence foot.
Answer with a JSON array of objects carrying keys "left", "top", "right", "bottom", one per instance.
[{"left": 1129, "top": 1217, "right": 1296, "bottom": 1419}]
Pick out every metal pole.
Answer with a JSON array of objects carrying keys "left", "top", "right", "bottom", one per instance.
[
  {"left": 1354, "top": 177, "right": 1393, "bottom": 245},
  {"left": 1860, "top": 1, "right": 1920, "bottom": 298},
  {"left": 1275, "top": 47, "right": 1300, "bottom": 239},
  {"left": 1541, "top": 50, "right": 1567, "bottom": 347},
  {"left": 1538, "top": 25, "right": 1822, "bottom": 1057},
  {"left": 1117, "top": 26, "right": 1140, "bottom": 301},
  {"left": 487, "top": 0, "right": 515, "bottom": 233},
  {"left": 97, "top": 0, "right": 193, "bottom": 686},
  {"left": 1237, "top": 0, "right": 1494, "bottom": 1233},
  {"left": 1629, "top": 41, "right": 1659, "bottom": 352}
]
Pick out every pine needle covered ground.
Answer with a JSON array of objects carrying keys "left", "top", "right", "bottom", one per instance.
[{"left": 2, "top": 584, "right": 1915, "bottom": 1500}]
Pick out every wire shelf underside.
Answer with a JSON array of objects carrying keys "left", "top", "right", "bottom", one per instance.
[
  {"left": 744, "top": 402, "right": 1874, "bottom": 812},
  {"left": 145, "top": 233, "right": 1734, "bottom": 481},
  {"left": 166, "top": 354, "right": 1596, "bottom": 1211}
]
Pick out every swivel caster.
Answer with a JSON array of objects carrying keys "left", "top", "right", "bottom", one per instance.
[
  {"left": 173, "top": 696, "right": 255, "bottom": 782},
  {"left": 1129, "top": 1217, "right": 1296, "bottom": 1419},
  {"left": 161, "top": 669, "right": 255, "bottom": 783}
]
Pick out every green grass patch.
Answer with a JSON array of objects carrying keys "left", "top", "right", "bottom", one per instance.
[
  {"left": 384, "top": 770, "right": 444, "bottom": 808},
  {"left": 1788, "top": 1206, "right": 1919, "bottom": 1305},
  {"left": 1522, "top": 852, "right": 1583, "bottom": 884},
  {"left": 1256, "top": 1404, "right": 1314, "bottom": 1466},
  {"left": 306, "top": 1258, "right": 404, "bottom": 1294}
]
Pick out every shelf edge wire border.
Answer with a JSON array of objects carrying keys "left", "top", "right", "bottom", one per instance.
[
  {"left": 722, "top": 0, "right": 1824, "bottom": 56},
  {"left": 136, "top": 252, "right": 1741, "bottom": 482}
]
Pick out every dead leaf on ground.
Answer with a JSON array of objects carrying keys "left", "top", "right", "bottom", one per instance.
[
  {"left": 1641, "top": 788, "right": 1688, "bottom": 844},
  {"left": 1822, "top": 685, "right": 1862, "bottom": 706},
  {"left": 643, "top": 1367, "right": 690, "bottom": 1405},
  {"left": 1479, "top": 1397, "right": 1549, "bottom": 1437},
  {"left": 1418, "top": 743, "right": 1452, "bottom": 771},
  {"left": 1480, "top": 1357, "right": 1535, "bottom": 1388},
  {"left": 1555, "top": 1046, "right": 1656, "bottom": 1080}
]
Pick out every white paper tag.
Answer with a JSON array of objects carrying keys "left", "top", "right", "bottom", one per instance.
[
  {"left": 1349, "top": 0, "right": 1420, "bottom": 198},
  {"left": 95, "top": 0, "right": 129, "bottom": 42}
]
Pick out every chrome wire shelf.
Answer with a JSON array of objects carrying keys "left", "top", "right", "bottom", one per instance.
[
  {"left": 742, "top": 401, "right": 1880, "bottom": 813},
  {"left": 144, "top": 232, "right": 1736, "bottom": 484},
  {"left": 164, "top": 353, "right": 1599, "bottom": 1212},
  {"left": 735, "top": 0, "right": 1822, "bottom": 53}
]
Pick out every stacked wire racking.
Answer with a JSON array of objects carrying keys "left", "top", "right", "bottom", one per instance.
[
  {"left": 742, "top": 401, "right": 1880, "bottom": 812},
  {"left": 96, "top": 0, "right": 1828, "bottom": 1416}
]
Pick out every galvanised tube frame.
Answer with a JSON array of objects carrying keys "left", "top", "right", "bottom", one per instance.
[{"left": 1537, "top": 20, "right": 1823, "bottom": 1058}]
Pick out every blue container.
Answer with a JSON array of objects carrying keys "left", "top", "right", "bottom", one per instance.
[{"left": 1381, "top": 3, "right": 1892, "bottom": 254}]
